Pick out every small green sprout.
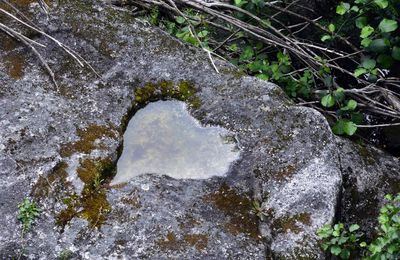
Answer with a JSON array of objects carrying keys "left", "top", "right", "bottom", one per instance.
[{"left": 18, "top": 198, "right": 41, "bottom": 236}]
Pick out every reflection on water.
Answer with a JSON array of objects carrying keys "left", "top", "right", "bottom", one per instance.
[{"left": 111, "top": 100, "right": 240, "bottom": 184}]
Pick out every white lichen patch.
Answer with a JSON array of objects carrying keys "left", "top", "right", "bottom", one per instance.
[{"left": 111, "top": 100, "right": 240, "bottom": 184}]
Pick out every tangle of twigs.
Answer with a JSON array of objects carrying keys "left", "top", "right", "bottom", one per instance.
[
  {"left": 124, "top": 0, "right": 400, "bottom": 127},
  {"left": 0, "top": 0, "right": 99, "bottom": 90}
]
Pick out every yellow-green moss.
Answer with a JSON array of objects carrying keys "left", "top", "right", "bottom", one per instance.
[
  {"left": 60, "top": 124, "right": 117, "bottom": 157},
  {"left": 120, "top": 80, "right": 201, "bottom": 132},
  {"left": 56, "top": 194, "right": 80, "bottom": 229},
  {"left": 77, "top": 158, "right": 115, "bottom": 186},
  {"left": 133, "top": 80, "right": 201, "bottom": 109},
  {"left": 79, "top": 187, "right": 111, "bottom": 227},
  {"left": 203, "top": 183, "right": 260, "bottom": 239},
  {"left": 56, "top": 158, "right": 115, "bottom": 229}
]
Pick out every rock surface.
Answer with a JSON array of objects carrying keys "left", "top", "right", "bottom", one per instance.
[{"left": 0, "top": 1, "right": 398, "bottom": 259}]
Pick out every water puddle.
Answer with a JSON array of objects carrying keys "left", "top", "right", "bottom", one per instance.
[{"left": 111, "top": 100, "right": 240, "bottom": 184}]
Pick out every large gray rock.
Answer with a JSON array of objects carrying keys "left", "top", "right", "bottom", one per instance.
[
  {"left": 0, "top": 1, "right": 397, "bottom": 259},
  {"left": 338, "top": 138, "right": 400, "bottom": 239}
]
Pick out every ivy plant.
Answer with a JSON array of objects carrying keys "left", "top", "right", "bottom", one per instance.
[
  {"left": 18, "top": 198, "right": 41, "bottom": 236},
  {"left": 318, "top": 193, "right": 400, "bottom": 259}
]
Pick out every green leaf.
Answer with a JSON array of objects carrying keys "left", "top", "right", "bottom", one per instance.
[
  {"left": 368, "top": 38, "right": 389, "bottom": 53},
  {"left": 197, "top": 30, "right": 209, "bottom": 38},
  {"left": 340, "top": 249, "right": 351, "bottom": 259},
  {"left": 332, "top": 121, "right": 345, "bottom": 135},
  {"left": 361, "top": 57, "right": 376, "bottom": 69},
  {"left": 360, "top": 25, "right": 374, "bottom": 38},
  {"left": 361, "top": 38, "right": 372, "bottom": 47},
  {"left": 349, "top": 224, "right": 360, "bottom": 232},
  {"left": 341, "top": 99, "right": 358, "bottom": 111},
  {"left": 239, "top": 46, "right": 254, "bottom": 61},
  {"left": 377, "top": 54, "right": 393, "bottom": 68},
  {"left": 350, "top": 5, "right": 359, "bottom": 12},
  {"left": 321, "top": 35, "right": 332, "bottom": 42},
  {"left": 379, "top": 19, "right": 398, "bottom": 33},
  {"left": 328, "top": 24, "right": 336, "bottom": 32},
  {"left": 234, "top": 0, "right": 245, "bottom": 6},
  {"left": 333, "top": 120, "right": 357, "bottom": 135},
  {"left": 344, "top": 121, "right": 357, "bottom": 135},
  {"left": 331, "top": 245, "right": 342, "bottom": 255},
  {"left": 354, "top": 68, "right": 367, "bottom": 77},
  {"left": 360, "top": 241, "right": 367, "bottom": 247},
  {"left": 374, "top": 0, "right": 388, "bottom": 8},
  {"left": 384, "top": 194, "right": 393, "bottom": 200},
  {"left": 392, "top": 46, "right": 400, "bottom": 61},
  {"left": 321, "top": 94, "right": 335, "bottom": 108},
  {"left": 333, "top": 88, "right": 345, "bottom": 102},
  {"left": 228, "top": 44, "right": 238, "bottom": 52},
  {"left": 336, "top": 2, "right": 350, "bottom": 15},
  {"left": 355, "top": 17, "right": 367, "bottom": 29},
  {"left": 175, "top": 16, "right": 185, "bottom": 24},
  {"left": 256, "top": 74, "right": 269, "bottom": 80}
]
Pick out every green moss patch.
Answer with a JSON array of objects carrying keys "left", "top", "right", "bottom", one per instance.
[
  {"left": 204, "top": 183, "right": 260, "bottom": 239},
  {"left": 121, "top": 80, "right": 201, "bottom": 132},
  {"left": 56, "top": 158, "right": 115, "bottom": 230},
  {"left": 60, "top": 124, "right": 117, "bottom": 157},
  {"left": 156, "top": 231, "right": 209, "bottom": 252}
]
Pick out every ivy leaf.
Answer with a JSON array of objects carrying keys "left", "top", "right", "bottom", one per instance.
[
  {"left": 392, "top": 46, "right": 400, "bottom": 61},
  {"left": 360, "top": 25, "right": 374, "bottom": 38},
  {"left": 354, "top": 68, "right": 367, "bottom": 77},
  {"left": 175, "top": 16, "right": 185, "bottom": 24},
  {"left": 355, "top": 17, "right": 367, "bottom": 29},
  {"left": 350, "top": 5, "right": 359, "bottom": 12},
  {"left": 367, "top": 38, "right": 389, "bottom": 53},
  {"left": 351, "top": 112, "right": 363, "bottom": 124},
  {"left": 361, "top": 38, "right": 372, "bottom": 47},
  {"left": 374, "top": 0, "right": 388, "bottom": 8},
  {"left": 330, "top": 245, "right": 342, "bottom": 255},
  {"left": 239, "top": 46, "right": 254, "bottom": 61},
  {"left": 341, "top": 99, "right": 358, "bottom": 111},
  {"left": 333, "top": 88, "right": 345, "bottom": 102},
  {"left": 197, "top": 30, "right": 209, "bottom": 38},
  {"left": 361, "top": 57, "right": 376, "bottom": 69},
  {"left": 340, "top": 249, "right": 350, "bottom": 259},
  {"left": 344, "top": 121, "right": 357, "bottom": 135},
  {"left": 379, "top": 19, "right": 398, "bottom": 33},
  {"left": 336, "top": 2, "right": 350, "bottom": 15},
  {"left": 328, "top": 24, "right": 336, "bottom": 32},
  {"left": 321, "top": 35, "right": 332, "bottom": 42},
  {"left": 256, "top": 74, "right": 269, "bottom": 80},
  {"left": 228, "top": 43, "right": 238, "bottom": 52},
  {"left": 377, "top": 54, "right": 393, "bottom": 68},
  {"left": 333, "top": 120, "right": 357, "bottom": 135},
  {"left": 349, "top": 224, "right": 360, "bottom": 232},
  {"left": 321, "top": 94, "right": 336, "bottom": 108}
]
